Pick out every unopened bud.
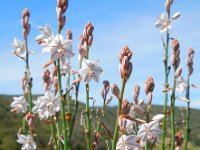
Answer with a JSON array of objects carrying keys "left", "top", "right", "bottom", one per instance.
[
  {"left": 127, "top": 62, "right": 132, "bottom": 79},
  {"left": 147, "top": 92, "right": 153, "bottom": 105},
  {"left": 175, "top": 67, "right": 182, "bottom": 78},
  {"left": 133, "top": 85, "right": 140, "bottom": 103},
  {"left": 121, "top": 99, "right": 131, "bottom": 115},
  {"left": 111, "top": 83, "right": 120, "bottom": 99},
  {"left": 145, "top": 77, "right": 155, "bottom": 94},
  {"left": 66, "top": 29, "right": 72, "bottom": 40},
  {"left": 171, "top": 39, "right": 180, "bottom": 51},
  {"left": 22, "top": 8, "right": 30, "bottom": 18}
]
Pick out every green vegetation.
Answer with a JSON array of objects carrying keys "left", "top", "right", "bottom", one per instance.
[{"left": 0, "top": 95, "right": 199, "bottom": 150}]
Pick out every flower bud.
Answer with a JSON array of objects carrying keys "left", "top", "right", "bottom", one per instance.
[
  {"left": 127, "top": 62, "right": 132, "bottom": 79},
  {"left": 105, "top": 96, "right": 112, "bottom": 105},
  {"left": 147, "top": 92, "right": 153, "bottom": 105},
  {"left": 175, "top": 67, "right": 182, "bottom": 78},
  {"left": 111, "top": 83, "right": 120, "bottom": 99},
  {"left": 66, "top": 29, "right": 72, "bottom": 40},
  {"left": 103, "top": 80, "right": 110, "bottom": 96},
  {"left": 121, "top": 99, "right": 131, "bottom": 115},
  {"left": 22, "top": 8, "right": 30, "bottom": 18},
  {"left": 65, "top": 112, "right": 71, "bottom": 122},
  {"left": 133, "top": 85, "right": 140, "bottom": 103},
  {"left": 171, "top": 39, "right": 180, "bottom": 51},
  {"left": 144, "top": 77, "right": 155, "bottom": 94}
]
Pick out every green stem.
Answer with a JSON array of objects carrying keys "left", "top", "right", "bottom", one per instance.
[
  {"left": 96, "top": 101, "right": 106, "bottom": 132},
  {"left": 55, "top": 114, "right": 63, "bottom": 150},
  {"left": 85, "top": 83, "right": 92, "bottom": 150},
  {"left": 50, "top": 121, "right": 58, "bottom": 149},
  {"left": 57, "top": 60, "right": 68, "bottom": 150},
  {"left": 145, "top": 104, "right": 151, "bottom": 150},
  {"left": 162, "top": 29, "right": 170, "bottom": 150},
  {"left": 84, "top": 43, "right": 92, "bottom": 150},
  {"left": 25, "top": 40, "right": 33, "bottom": 113},
  {"left": 68, "top": 62, "right": 81, "bottom": 149},
  {"left": 184, "top": 77, "right": 190, "bottom": 150},
  {"left": 170, "top": 70, "right": 177, "bottom": 150},
  {"left": 112, "top": 77, "right": 126, "bottom": 150}
]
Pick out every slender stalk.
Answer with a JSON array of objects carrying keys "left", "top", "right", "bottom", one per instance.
[
  {"left": 170, "top": 71, "right": 177, "bottom": 150},
  {"left": 50, "top": 121, "right": 58, "bottom": 149},
  {"left": 184, "top": 77, "right": 190, "bottom": 150},
  {"left": 22, "top": 117, "right": 26, "bottom": 133},
  {"left": 145, "top": 104, "right": 151, "bottom": 150},
  {"left": 55, "top": 114, "right": 63, "bottom": 150},
  {"left": 96, "top": 101, "right": 106, "bottom": 132},
  {"left": 57, "top": 60, "right": 68, "bottom": 150},
  {"left": 85, "top": 43, "right": 92, "bottom": 150},
  {"left": 112, "top": 77, "right": 126, "bottom": 150},
  {"left": 162, "top": 9, "right": 171, "bottom": 150},
  {"left": 25, "top": 40, "right": 33, "bottom": 113},
  {"left": 68, "top": 62, "right": 81, "bottom": 149}
]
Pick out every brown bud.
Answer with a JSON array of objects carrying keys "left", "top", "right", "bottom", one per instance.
[
  {"left": 103, "top": 80, "right": 110, "bottom": 96},
  {"left": 22, "top": 8, "right": 30, "bottom": 18},
  {"left": 119, "top": 46, "right": 132, "bottom": 63},
  {"left": 65, "top": 112, "right": 71, "bottom": 122},
  {"left": 66, "top": 29, "right": 72, "bottom": 40},
  {"left": 145, "top": 77, "right": 155, "bottom": 94},
  {"left": 133, "top": 85, "right": 140, "bottom": 103},
  {"left": 127, "top": 62, "right": 132, "bottom": 79},
  {"left": 121, "top": 99, "right": 131, "bottom": 115},
  {"left": 175, "top": 67, "right": 182, "bottom": 78},
  {"left": 111, "top": 83, "right": 120, "bottom": 99},
  {"left": 188, "top": 48, "right": 194, "bottom": 57},
  {"left": 171, "top": 39, "right": 180, "bottom": 51}
]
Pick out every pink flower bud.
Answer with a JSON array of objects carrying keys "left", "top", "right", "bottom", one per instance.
[
  {"left": 175, "top": 67, "right": 182, "bottom": 78},
  {"left": 111, "top": 83, "right": 120, "bottom": 99}
]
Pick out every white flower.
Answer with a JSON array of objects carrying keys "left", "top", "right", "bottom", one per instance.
[
  {"left": 11, "top": 38, "right": 26, "bottom": 58},
  {"left": 136, "top": 120, "right": 163, "bottom": 147},
  {"left": 116, "top": 134, "right": 140, "bottom": 150},
  {"left": 155, "top": 12, "right": 181, "bottom": 33},
  {"left": 10, "top": 96, "right": 28, "bottom": 113},
  {"left": 78, "top": 58, "right": 103, "bottom": 83},
  {"left": 155, "top": 12, "right": 171, "bottom": 33},
  {"left": 48, "top": 34, "right": 74, "bottom": 63},
  {"left": 176, "top": 76, "right": 187, "bottom": 94},
  {"left": 125, "top": 119, "right": 136, "bottom": 134},
  {"left": 17, "top": 134, "right": 36, "bottom": 150},
  {"left": 32, "top": 91, "right": 60, "bottom": 119},
  {"left": 152, "top": 114, "right": 165, "bottom": 121},
  {"left": 60, "top": 61, "right": 71, "bottom": 75},
  {"left": 35, "top": 24, "right": 54, "bottom": 53}
]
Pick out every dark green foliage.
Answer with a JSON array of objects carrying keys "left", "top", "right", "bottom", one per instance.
[{"left": 0, "top": 95, "right": 199, "bottom": 150}]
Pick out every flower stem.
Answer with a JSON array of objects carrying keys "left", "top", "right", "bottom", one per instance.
[
  {"left": 162, "top": 30, "right": 170, "bottom": 150},
  {"left": 57, "top": 60, "right": 68, "bottom": 150},
  {"left": 112, "top": 77, "right": 126, "bottom": 150},
  {"left": 96, "top": 101, "right": 106, "bottom": 132},
  {"left": 50, "top": 120, "right": 58, "bottom": 149},
  {"left": 25, "top": 40, "right": 33, "bottom": 113},
  {"left": 184, "top": 77, "right": 190, "bottom": 150},
  {"left": 171, "top": 70, "right": 177, "bottom": 150},
  {"left": 145, "top": 104, "right": 151, "bottom": 150},
  {"left": 85, "top": 43, "right": 92, "bottom": 150}
]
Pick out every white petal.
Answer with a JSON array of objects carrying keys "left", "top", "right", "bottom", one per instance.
[{"left": 172, "top": 12, "right": 181, "bottom": 20}]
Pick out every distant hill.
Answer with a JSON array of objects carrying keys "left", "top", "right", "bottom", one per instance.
[{"left": 0, "top": 95, "right": 199, "bottom": 150}]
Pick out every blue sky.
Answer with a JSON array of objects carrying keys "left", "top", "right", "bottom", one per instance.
[{"left": 0, "top": 0, "right": 200, "bottom": 108}]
